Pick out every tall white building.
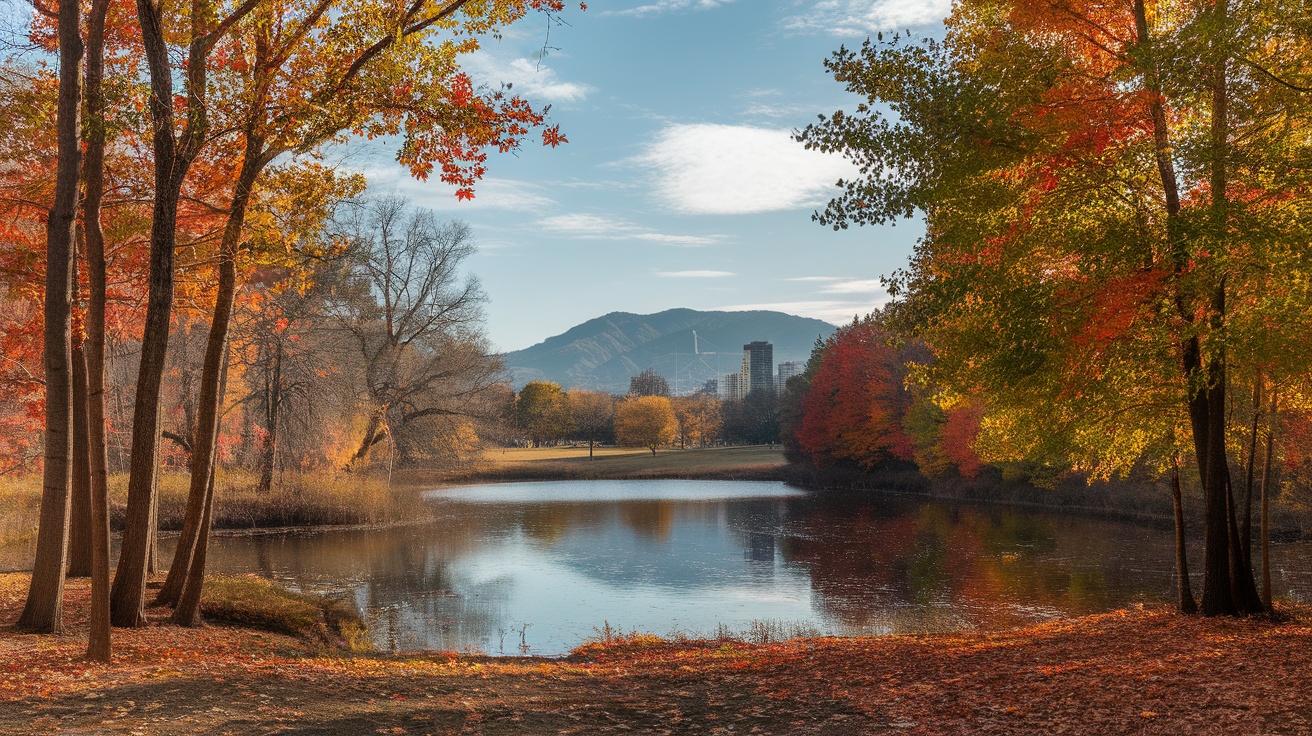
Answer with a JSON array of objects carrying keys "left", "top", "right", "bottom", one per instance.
[
  {"left": 776, "top": 361, "right": 801, "bottom": 391},
  {"left": 720, "top": 372, "right": 744, "bottom": 400}
]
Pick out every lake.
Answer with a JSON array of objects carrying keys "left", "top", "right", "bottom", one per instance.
[{"left": 198, "top": 479, "right": 1312, "bottom": 656}]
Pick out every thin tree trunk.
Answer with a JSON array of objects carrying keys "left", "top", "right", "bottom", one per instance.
[
  {"left": 158, "top": 134, "right": 264, "bottom": 605},
  {"left": 1172, "top": 460, "right": 1197, "bottom": 614},
  {"left": 112, "top": 0, "right": 213, "bottom": 626},
  {"left": 68, "top": 304, "right": 92, "bottom": 578},
  {"left": 82, "top": 0, "right": 112, "bottom": 661},
  {"left": 1242, "top": 378, "right": 1261, "bottom": 568},
  {"left": 1260, "top": 392, "right": 1277, "bottom": 612},
  {"left": 172, "top": 347, "right": 231, "bottom": 626},
  {"left": 18, "top": 0, "right": 82, "bottom": 634},
  {"left": 257, "top": 341, "right": 282, "bottom": 495}
]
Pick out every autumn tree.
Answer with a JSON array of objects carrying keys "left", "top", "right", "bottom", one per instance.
[
  {"left": 516, "top": 381, "right": 571, "bottom": 447},
  {"left": 671, "top": 393, "right": 719, "bottom": 448},
  {"left": 17, "top": 0, "right": 83, "bottom": 635},
  {"left": 615, "top": 395, "right": 676, "bottom": 455},
  {"left": 798, "top": 0, "right": 1312, "bottom": 614},
  {"left": 567, "top": 389, "right": 614, "bottom": 458},
  {"left": 792, "top": 317, "right": 913, "bottom": 470}
]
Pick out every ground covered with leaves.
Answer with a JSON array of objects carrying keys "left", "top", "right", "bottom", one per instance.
[{"left": 2, "top": 573, "right": 1310, "bottom": 735}]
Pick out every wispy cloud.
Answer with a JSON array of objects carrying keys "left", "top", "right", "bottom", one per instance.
[
  {"left": 635, "top": 123, "right": 856, "bottom": 215},
  {"left": 655, "top": 270, "right": 735, "bottom": 278},
  {"left": 538, "top": 212, "right": 724, "bottom": 246},
  {"left": 466, "top": 55, "right": 595, "bottom": 104},
  {"left": 783, "top": 0, "right": 952, "bottom": 35},
  {"left": 821, "top": 278, "right": 885, "bottom": 294},
  {"left": 606, "top": 0, "right": 733, "bottom": 17}
]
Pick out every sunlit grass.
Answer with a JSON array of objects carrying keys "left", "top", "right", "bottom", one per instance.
[
  {"left": 451, "top": 444, "right": 788, "bottom": 484},
  {"left": 0, "top": 468, "right": 416, "bottom": 555},
  {"left": 201, "top": 574, "right": 368, "bottom": 648}
]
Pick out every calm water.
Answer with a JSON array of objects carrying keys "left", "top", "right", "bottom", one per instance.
[{"left": 195, "top": 479, "right": 1312, "bottom": 656}]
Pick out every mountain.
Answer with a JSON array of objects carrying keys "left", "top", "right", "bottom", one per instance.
[{"left": 501, "top": 309, "right": 837, "bottom": 394}]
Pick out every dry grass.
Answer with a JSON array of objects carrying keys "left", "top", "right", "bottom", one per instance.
[
  {"left": 0, "top": 469, "right": 422, "bottom": 567},
  {"left": 429, "top": 444, "right": 789, "bottom": 484}
]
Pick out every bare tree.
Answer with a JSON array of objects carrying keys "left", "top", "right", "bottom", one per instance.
[{"left": 332, "top": 197, "right": 497, "bottom": 465}]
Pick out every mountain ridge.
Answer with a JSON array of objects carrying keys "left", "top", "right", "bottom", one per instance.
[{"left": 502, "top": 308, "right": 836, "bottom": 394}]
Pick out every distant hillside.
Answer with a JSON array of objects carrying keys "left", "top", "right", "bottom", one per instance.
[{"left": 502, "top": 309, "right": 836, "bottom": 394}]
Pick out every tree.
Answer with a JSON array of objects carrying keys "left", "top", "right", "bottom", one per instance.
[
  {"left": 161, "top": 0, "right": 568, "bottom": 626},
  {"left": 615, "top": 396, "right": 676, "bottom": 455},
  {"left": 797, "top": 0, "right": 1312, "bottom": 614},
  {"left": 567, "top": 389, "right": 614, "bottom": 458},
  {"left": 629, "top": 368, "right": 669, "bottom": 397},
  {"left": 332, "top": 198, "right": 501, "bottom": 467},
  {"left": 516, "top": 381, "right": 571, "bottom": 447},
  {"left": 671, "top": 394, "right": 719, "bottom": 448},
  {"left": 18, "top": 0, "right": 82, "bottom": 635}
]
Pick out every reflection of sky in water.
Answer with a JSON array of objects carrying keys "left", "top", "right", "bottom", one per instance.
[{"left": 194, "top": 480, "right": 1312, "bottom": 656}]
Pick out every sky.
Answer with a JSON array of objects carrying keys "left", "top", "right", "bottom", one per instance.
[{"left": 341, "top": 0, "right": 952, "bottom": 352}]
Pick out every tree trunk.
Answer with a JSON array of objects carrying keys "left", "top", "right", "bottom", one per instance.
[
  {"left": 158, "top": 134, "right": 264, "bottom": 606},
  {"left": 82, "top": 0, "right": 113, "bottom": 661},
  {"left": 171, "top": 348, "right": 231, "bottom": 626},
  {"left": 18, "top": 0, "right": 82, "bottom": 634},
  {"left": 1171, "top": 461, "right": 1197, "bottom": 614},
  {"left": 1260, "top": 392, "right": 1276, "bottom": 612},
  {"left": 1242, "top": 378, "right": 1261, "bottom": 568},
  {"left": 67, "top": 311, "right": 92, "bottom": 578},
  {"left": 111, "top": 0, "right": 211, "bottom": 627},
  {"left": 257, "top": 341, "right": 283, "bottom": 495}
]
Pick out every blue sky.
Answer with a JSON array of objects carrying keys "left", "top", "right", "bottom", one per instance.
[{"left": 345, "top": 0, "right": 951, "bottom": 351}]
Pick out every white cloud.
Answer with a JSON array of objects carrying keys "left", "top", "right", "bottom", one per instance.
[
  {"left": 655, "top": 270, "right": 735, "bottom": 278},
  {"left": 359, "top": 163, "right": 557, "bottom": 213},
  {"left": 465, "top": 56, "right": 594, "bottom": 104},
  {"left": 718, "top": 297, "right": 891, "bottom": 324},
  {"left": 538, "top": 212, "right": 724, "bottom": 246},
  {"left": 540, "top": 213, "right": 625, "bottom": 236},
  {"left": 821, "top": 278, "right": 885, "bottom": 294},
  {"left": 607, "top": 0, "right": 732, "bottom": 17},
  {"left": 636, "top": 124, "right": 857, "bottom": 215},
  {"left": 783, "top": 0, "right": 952, "bottom": 36}
]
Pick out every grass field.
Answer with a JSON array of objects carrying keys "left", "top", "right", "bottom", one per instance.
[{"left": 427, "top": 444, "right": 789, "bottom": 485}]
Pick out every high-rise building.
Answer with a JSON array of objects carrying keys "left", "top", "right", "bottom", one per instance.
[
  {"left": 776, "top": 361, "right": 801, "bottom": 391},
  {"left": 742, "top": 341, "right": 774, "bottom": 394},
  {"left": 720, "top": 372, "right": 744, "bottom": 400}
]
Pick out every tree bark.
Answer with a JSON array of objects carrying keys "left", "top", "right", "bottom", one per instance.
[
  {"left": 1260, "top": 392, "right": 1276, "bottom": 612},
  {"left": 172, "top": 347, "right": 231, "bottom": 626},
  {"left": 68, "top": 303, "right": 92, "bottom": 578},
  {"left": 1171, "top": 461, "right": 1197, "bottom": 614},
  {"left": 257, "top": 341, "right": 283, "bottom": 495},
  {"left": 1242, "top": 378, "right": 1261, "bottom": 569},
  {"left": 158, "top": 133, "right": 264, "bottom": 606},
  {"left": 82, "top": 0, "right": 113, "bottom": 661},
  {"left": 111, "top": 0, "right": 213, "bottom": 627},
  {"left": 18, "top": 0, "right": 82, "bottom": 634}
]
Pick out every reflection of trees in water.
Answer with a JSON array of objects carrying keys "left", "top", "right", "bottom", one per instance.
[
  {"left": 200, "top": 489, "right": 1219, "bottom": 653},
  {"left": 781, "top": 496, "right": 1177, "bottom": 628}
]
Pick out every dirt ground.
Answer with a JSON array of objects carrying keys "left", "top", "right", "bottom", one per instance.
[{"left": 3, "top": 575, "right": 1312, "bottom": 735}]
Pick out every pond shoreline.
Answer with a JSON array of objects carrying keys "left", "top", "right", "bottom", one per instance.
[{"left": 4, "top": 573, "right": 1310, "bottom": 736}]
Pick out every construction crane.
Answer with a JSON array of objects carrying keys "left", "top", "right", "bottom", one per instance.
[{"left": 692, "top": 330, "right": 721, "bottom": 355}]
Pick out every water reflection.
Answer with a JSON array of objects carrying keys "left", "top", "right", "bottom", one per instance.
[{"left": 194, "top": 480, "right": 1312, "bottom": 656}]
